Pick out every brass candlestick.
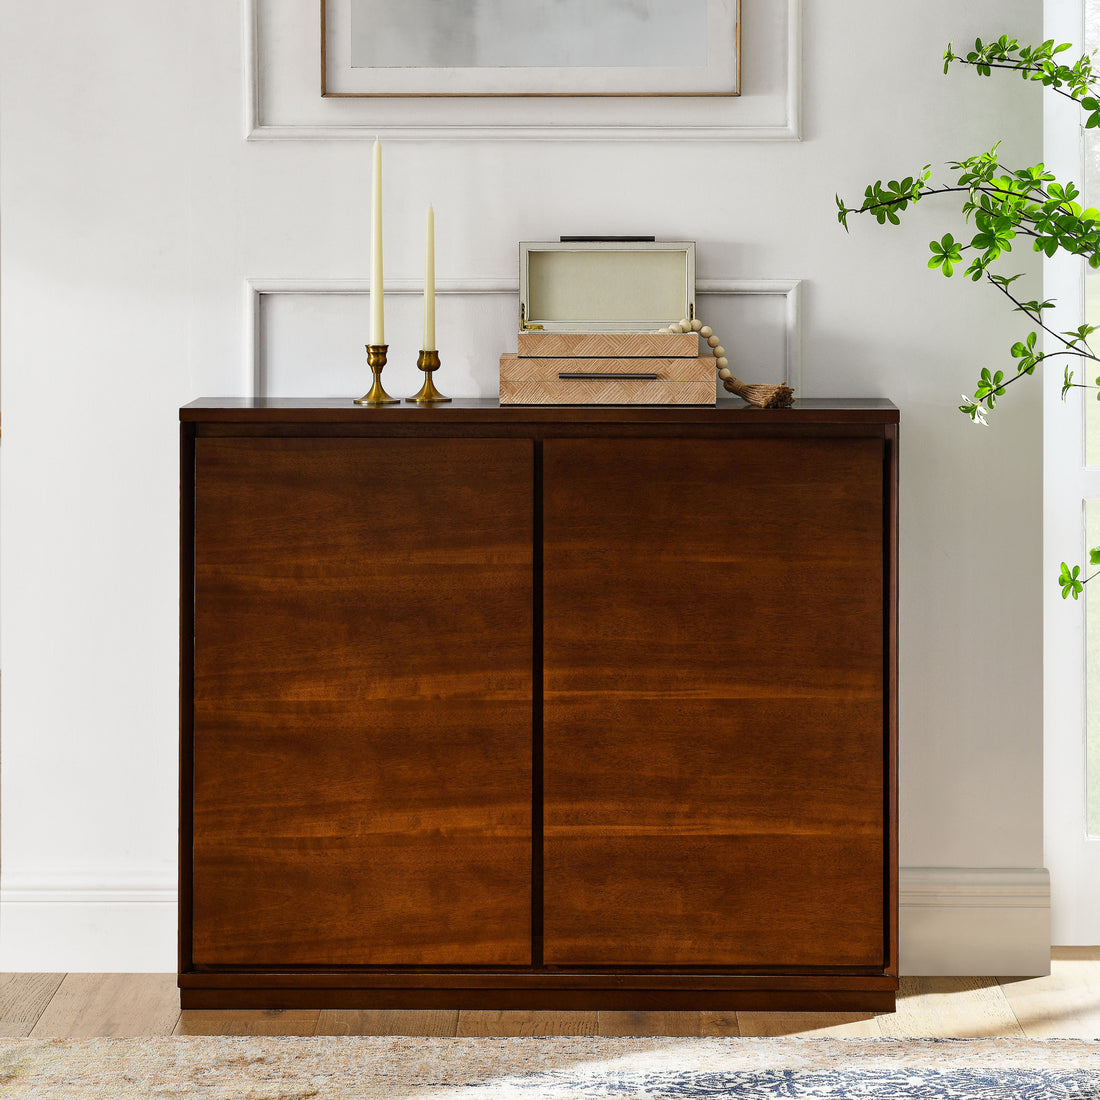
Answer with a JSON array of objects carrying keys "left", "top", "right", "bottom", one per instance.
[
  {"left": 406, "top": 349, "right": 451, "bottom": 404},
  {"left": 355, "top": 344, "right": 399, "bottom": 406}
]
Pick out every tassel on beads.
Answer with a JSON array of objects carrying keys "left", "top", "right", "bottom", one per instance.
[{"left": 658, "top": 318, "right": 795, "bottom": 408}]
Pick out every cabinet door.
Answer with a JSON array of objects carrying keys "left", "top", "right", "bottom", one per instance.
[
  {"left": 190, "top": 437, "right": 533, "bottom": 967},
  {"left": 543, "top": 437, "right": 886, "bottom": 968}
]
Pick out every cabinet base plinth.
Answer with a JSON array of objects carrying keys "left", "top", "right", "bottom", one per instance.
[{"left": 179, "top": 978, "right": 897, "bottom": 1013}]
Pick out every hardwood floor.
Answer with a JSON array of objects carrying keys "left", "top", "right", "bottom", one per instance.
[{"left": 4, "top": 952, "right": 1099, "bottom": 1038}]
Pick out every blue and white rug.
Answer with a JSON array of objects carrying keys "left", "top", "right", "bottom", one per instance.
[{"left": 2, "top": 1036, "right": 1099, "bottom": 1099}]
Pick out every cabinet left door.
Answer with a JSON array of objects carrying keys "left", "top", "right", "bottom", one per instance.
[{"left": 187, "top": 436, "right": 534, "bottom": 968}]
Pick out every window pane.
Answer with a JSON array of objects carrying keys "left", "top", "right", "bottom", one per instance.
[
  {"left": 1087, "top": 502, "right": 1100, "bottom": 835},
  {"left": 1084, "top": 6, "right": 1100, "bottom": 838},
  {"left": 1085, "top": 5, "right": 1100, "bottom": 463}
]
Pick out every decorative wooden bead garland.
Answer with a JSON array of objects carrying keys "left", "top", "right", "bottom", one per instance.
[{"left": 657, "top": 318, "right": 795, "bottom": 409}]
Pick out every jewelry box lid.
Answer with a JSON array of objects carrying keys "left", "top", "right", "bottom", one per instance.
[{"left": 519, "top": 240, "right": 696, "bottom": 333}]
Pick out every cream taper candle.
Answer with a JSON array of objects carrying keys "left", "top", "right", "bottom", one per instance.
[
  {"left": 370, "top": 138, "right": 384, "bottom": 344},
  {"left": 423, "top": 204, "right": 436, "bottom": 351}
]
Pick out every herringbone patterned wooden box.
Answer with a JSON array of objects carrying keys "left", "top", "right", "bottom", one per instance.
[
  {"left": 499, "top": 352, "right": 716, "bottom": 406},
  {"left": 516, "top": 332, "right": 699, "bottom": 358}
]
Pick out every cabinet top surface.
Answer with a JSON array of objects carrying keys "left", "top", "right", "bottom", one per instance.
[{"left": 181, "top": 398, "right": 899, "bottom": 424}]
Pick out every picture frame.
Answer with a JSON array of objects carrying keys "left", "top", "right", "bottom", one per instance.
[{"left": 321, "top": 0, "right": 740, "bottom": 98}]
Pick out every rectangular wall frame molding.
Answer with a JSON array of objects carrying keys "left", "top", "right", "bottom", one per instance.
[
  {"left": 243, "top": 0, "right": 802, "bottom": 142},
  {"left": 243, "top": 276, "right": 803, "bottom": 400}
]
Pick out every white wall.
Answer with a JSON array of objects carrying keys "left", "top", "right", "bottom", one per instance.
[{"left": 0, "top": 0, "right": 1045, "bottom": 970}]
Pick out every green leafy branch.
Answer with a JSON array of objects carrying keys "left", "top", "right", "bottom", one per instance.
[
  {"left": 838, "top": 35, "right": 1100, "bottom": 598},
  {"left": 1060, "top": 551, "right": 1100, "bottom": 600},
  {"left": 836, "top": 155, "right": 1100, "bottom": 424},
  {"left": 943, "top": 35, "right": 1098, "bottom": 114}
]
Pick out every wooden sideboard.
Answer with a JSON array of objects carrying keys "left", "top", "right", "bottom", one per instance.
[{"left": 180, "top": 398, "right": 899, "bottom": 1011}]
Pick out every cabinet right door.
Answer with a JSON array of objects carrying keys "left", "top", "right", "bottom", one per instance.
[{"left": 542, "top": 436, "right": 887, "bottom": 968}]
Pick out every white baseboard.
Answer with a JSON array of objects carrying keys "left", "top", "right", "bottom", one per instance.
[
  {"left": 900, "top": 867, "right": 1051, "bottom": 977},
  {"left": 0, "top": 870, "right": 176, "bottom": 972},
  {"left": 1, "top": 866, "right": 1051, "bottom": 976}
]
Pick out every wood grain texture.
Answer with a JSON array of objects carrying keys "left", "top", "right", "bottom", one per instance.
[
  {"left": 179, "top": 971, "right": 898, "bottom": 992},
  {"left": 698, "top": 1012, "right": 742, "bottom": 1037},
  {"left": 181, "top": 397, "right": 900, "bottom": 425},
  {"left": 542, "top": 437, "right": 886, "bottom": 968},
  {"left": 13, "top": 959, "right": 1100, "bottom": 1035},
  {"left": 182, "top": 404, "right": 898, "bottom": 1010},
  {"left": 175, "top": 1010, "right": 319, "bottom": 1036},
  {"left": 457, "top": 1010, "right": 599, "bottom": 1036},
  {"left": 29, "top": 974, "right": 180, "bottom": 1037},
  {"left": 0, "top": 974, "right": 65, "bottom": 1037},
  {"left": 180, "top": 987, "right": 897, "bottom": 1012},
  {"left": 180, "top": 422, "right": 196, "bottom": 975},
  {"left": 315, "top": 1010, "right": 459, "bottom": 1035},
  {"left": 884, "top": 424, "right": 899, "bottom": 976},
  {"left": 190, "top": 437, "right": 533, "bottom": 967},
  {"left": 499, "top": 359, "right": 715, "bottom": 406},
  {"left": 735, "top": 1011, "right": 882, "bottom": 1037},
  {"left": 998, "top": 950, "right": 1100, "bottom": 1038},
  {"left": 501, "top": 354, "right": 713, "bottom": 382},
  {"left": 598, "top": 1011, "right": 705, "bottom": 1036},
  {"left": 878, "top": 977, "right": 1025, "bottom": 1038},
  {"left": 517, "top": 332, "right": 700, "bottom": 358}
]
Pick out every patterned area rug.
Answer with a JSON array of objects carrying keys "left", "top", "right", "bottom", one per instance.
[{"left": 2, "top": 1036, "right": 1100, "bottom": 1099}]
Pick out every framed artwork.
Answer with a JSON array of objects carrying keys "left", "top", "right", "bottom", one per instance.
[{"left": 321, "top": 0, "right": 740, "bottom": 97}]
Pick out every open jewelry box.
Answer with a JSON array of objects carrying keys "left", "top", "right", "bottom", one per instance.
[{"left": 500, "top": 240, "right": 717, "bottom": 405}]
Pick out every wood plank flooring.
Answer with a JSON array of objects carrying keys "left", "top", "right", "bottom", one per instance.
[
  {"left": 4, "top": 951, "right": 1100, "bottom": 1038},
  {"left": 0, "top": 974, "right": 64, "bottom": 1038},
  {"left": 29, "top": 974, "right": 181, "bottom": 1039}
]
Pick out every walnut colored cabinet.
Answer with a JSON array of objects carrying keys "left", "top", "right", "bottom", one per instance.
[
  {"left": 189, "top": 437, "right": 534, "bottom": 970},
  {"left": 542, "top": 437, "right": 886, "bottom": 969},
  {"left": 181, "top": 399, "right": 898, "bottom": 1011}
]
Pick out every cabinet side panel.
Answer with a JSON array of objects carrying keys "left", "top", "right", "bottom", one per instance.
[
  {"left": 191, "top": 436, "right": 533, "bottom": 967},
  {"left": 543, "top": 436, "right": 886, "bottom": 968},
  {"left": 180, "top": 423, "right": 196, "bottom": 976}
]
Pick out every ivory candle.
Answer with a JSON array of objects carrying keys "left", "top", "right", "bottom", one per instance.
[
  {"left": 370, "top": 139, "right": 384, "bottom": 344},
  {"left": 423, "top": 204, "right": 436, "bottom": 351}
]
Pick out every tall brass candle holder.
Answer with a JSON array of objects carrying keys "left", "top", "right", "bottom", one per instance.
[
  {"left": 406, "top": 349, "right": 451, "bottom": 404},
  {"left": 355, "top": 344, "right": 399, "bottom": 406}
]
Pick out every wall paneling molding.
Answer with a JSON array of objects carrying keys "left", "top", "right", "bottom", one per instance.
[
  {"left": 243, "top": 0, "right": 802, "bottom": 142},
  {"left": 243, "top": 276, "right": 803, "bottom": 399}
]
